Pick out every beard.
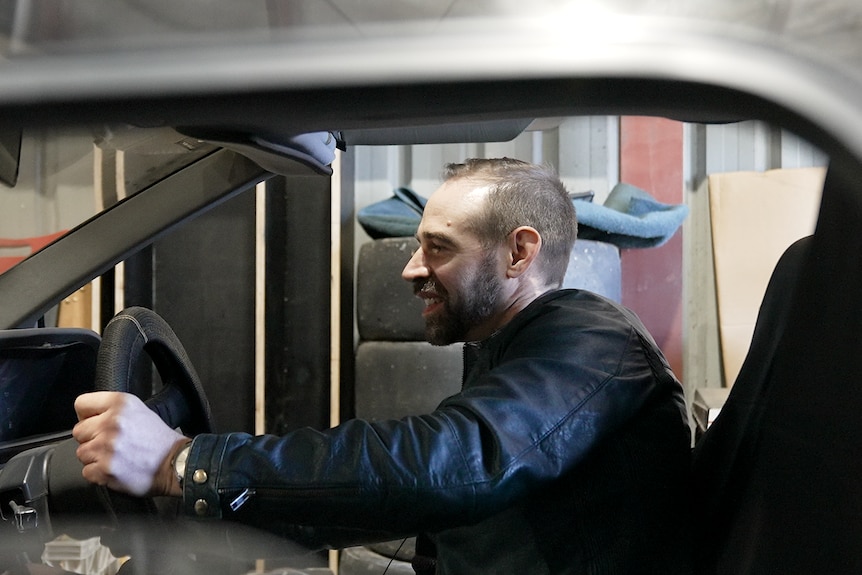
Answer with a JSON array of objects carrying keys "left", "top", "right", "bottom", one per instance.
[{"left": 421, "top": 256, "right": 502, "bottom": 345}]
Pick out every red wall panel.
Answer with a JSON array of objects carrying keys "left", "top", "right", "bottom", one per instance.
[{"left": 619, "top": 117, "right": 685, "bottom": 379}]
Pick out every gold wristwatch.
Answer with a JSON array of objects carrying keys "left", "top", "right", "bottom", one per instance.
[{"left": 172, "top": 442, "right": 192, "bottom": 487}]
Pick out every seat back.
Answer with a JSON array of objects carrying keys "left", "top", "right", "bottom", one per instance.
[{"left": 692, "top": 166, "right": 862, "bottom": 573}]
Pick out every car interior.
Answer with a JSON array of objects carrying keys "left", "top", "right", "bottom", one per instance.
[{"left": 1, "top": 2, "right": 862, "bottom": 574}]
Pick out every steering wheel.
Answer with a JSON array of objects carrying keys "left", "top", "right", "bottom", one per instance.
[
  {"left": 95, "top": 306, "right": 214, "bottom": 435},
  {"left": 2, "top": 307, "right": 312, "bottom": 571},
  {"left": 67, "top": 307, "right": 215, "bottom": 564},
  {"left": 0, "top": 307, "right": 216, "bottom": 569}
]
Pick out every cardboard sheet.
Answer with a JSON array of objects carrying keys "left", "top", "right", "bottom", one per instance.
[{"left": 709, "top": 167, "right": 824, "bottom": 386}]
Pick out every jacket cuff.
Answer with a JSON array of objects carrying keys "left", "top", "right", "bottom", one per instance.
[{"left": 182, "top": 433, "right": 227, "bottom": 519}]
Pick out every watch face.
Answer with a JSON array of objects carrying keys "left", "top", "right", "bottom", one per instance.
[{"left": 174, "top": 445, "right": 190, "bottom": 479}]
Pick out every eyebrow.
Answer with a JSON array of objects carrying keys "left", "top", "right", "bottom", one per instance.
[{"left": 415, "top": 230, "right": 457, "bottom": 248}]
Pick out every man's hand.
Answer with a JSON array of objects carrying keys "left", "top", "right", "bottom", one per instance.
[{"left": 73, "top": 391, "right": 189, "bottom": 497}]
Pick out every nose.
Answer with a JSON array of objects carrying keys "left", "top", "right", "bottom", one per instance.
[{"left": 402, "top": 246, "right": 429, "bottom": 282}]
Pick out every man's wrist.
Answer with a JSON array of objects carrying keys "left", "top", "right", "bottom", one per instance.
[{"left": 166, "top": 438, "right": 193, "bottom": 497}]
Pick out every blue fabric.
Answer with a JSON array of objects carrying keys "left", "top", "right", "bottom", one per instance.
[
  {"left": 250, "top": 131, "right": 337, "bottom": 175},
  {"left": 357, "top": 188, "right": 428, "bottom": 239},
  {"left": 176, "top": 129, "right": 338, "bottom": 175},
  {"left": 574, "top": 182, "right": 688, "bottom": 248}
]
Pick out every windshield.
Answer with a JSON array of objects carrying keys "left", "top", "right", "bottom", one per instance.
[{"left": 0, "top": 130, "right": 94, "bottom": 275}]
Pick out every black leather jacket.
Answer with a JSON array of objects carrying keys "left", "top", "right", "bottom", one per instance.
[{"left": 183, "top": 289, "right": 691, "bottom": 574}]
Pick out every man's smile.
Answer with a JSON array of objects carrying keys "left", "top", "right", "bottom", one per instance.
[{"left": 416, "top": 280, "right": 445, "bottom": 316}]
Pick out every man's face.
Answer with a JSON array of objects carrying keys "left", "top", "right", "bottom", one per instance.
[{"left": 401, "top": 179, "right": 507, "bottom": 345}]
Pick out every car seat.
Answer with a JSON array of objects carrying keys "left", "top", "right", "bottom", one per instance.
[{"left": 691, "top": 166, "right": 862, "bottom": 573}]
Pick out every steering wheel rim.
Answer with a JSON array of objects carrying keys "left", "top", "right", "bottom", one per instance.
[{"left": 95, "top": 306, "right": 214, "bottom": 435}]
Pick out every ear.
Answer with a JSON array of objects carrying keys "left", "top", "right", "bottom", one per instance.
[{"left": 505, "top": 226, "right": 542, "bottom": 278}]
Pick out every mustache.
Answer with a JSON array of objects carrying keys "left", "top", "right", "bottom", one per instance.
[{"left": 413, "top": 279, "right": 439, "bottom": 296}]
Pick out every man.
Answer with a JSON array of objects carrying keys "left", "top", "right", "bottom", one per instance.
[{"left": 74, "top": 158, "right": 691, "bottom": 574}]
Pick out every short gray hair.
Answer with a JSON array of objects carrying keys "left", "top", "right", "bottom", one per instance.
[{"left": 443, "top": 158, "right": 577, "bottom": 286}]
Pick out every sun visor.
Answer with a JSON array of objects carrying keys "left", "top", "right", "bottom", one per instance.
[{"left": 177, "top": 129, "right": 339, "bottom": 176}]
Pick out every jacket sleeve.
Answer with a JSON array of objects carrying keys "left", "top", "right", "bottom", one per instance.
[{"left": 181, "top": 298, "right": 683, "bottom": 546}]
